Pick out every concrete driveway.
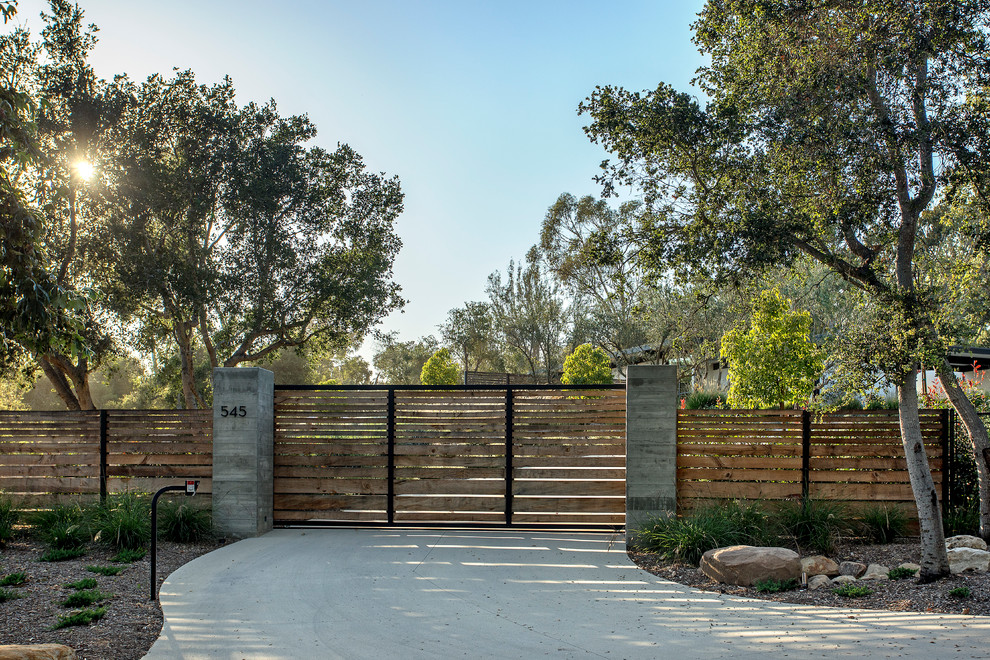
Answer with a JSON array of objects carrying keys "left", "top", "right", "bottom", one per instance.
[{"left": 144, "top": 528, "right": 990, "bottom": 659}]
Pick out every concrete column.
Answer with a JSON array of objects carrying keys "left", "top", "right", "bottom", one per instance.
[
  {"left": 212, "top": 367, "right": 274, "bottom": 538},
  {"left": 625, "top": 365, "right": 678, "bottom": 546}
]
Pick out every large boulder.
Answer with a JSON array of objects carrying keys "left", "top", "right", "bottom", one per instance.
[
  {"left": 838, "top": 561, "right": 867, "bottom": 578},
  {"left": 808, "top": 574, "right": 832, "bottom": 590},
  {"left": 948, "top": 547, "right": 990, "bottom": 574},
  {"left": 0, "top": 645, "right": 77, "bottom": 660},
  {"left": 946, "top": 535, "right": 988, "bottom": 552},
  {"left": 860, "top": 563, "right": 890, "bottom": 580},
  {"left": 700, "top": 545, "right": 801, "bottom": 587},
  {"left": 801, "top": 555, "right": 839, "bottom": 577}
]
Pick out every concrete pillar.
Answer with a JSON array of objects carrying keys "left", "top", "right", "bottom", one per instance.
[
  {"left": 212, "top": 367, "right": 274, "bottom": 538},
  {"left": 625, "top": 365, "right": 678, "bottom": 546}
]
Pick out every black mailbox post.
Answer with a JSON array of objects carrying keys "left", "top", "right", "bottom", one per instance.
[{"left": 150, "top": 481, "right": 199, "bottom": 601}]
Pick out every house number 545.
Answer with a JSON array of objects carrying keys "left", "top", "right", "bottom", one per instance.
[{"left": 220, "top": 405, "right": 247, "bottom": 418}]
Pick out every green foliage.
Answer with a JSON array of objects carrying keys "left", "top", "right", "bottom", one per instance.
[
  {"left": 0, "top": 492, "right": 17, "bottom": 544},
  {"left": 157, "top": 501, "right": 212, "bottom": 543},
  {"left": 0, "top": 587, "right": 24, "bottom": 603},
  {"left": 753, "top": 577, "right": 797, "bottom": 593},
  {"left": 61, "top": 589, "right": 110, "bottom": 608},
  {"left": 561, "top": 344, "right": 613, "bottom": 385},
  {"left": 833, "top": 583, "right": 873, "bottom": 598},
  {"left": 65, "top": 578, "right": 97, "bottom": 590},
  {"left": 635, "top": 500, "right": 778, "bottom": 565},
  {"left": 52, "top": 607, "right": 106, "bottom": 629},
  {"left": 111, "top": 547, "right": 146, "bottom": 563},
  {"left": 684, "top": 390, "right": 725, "bottom": 410},
  {"left": 949, "top": 586, "right": 971, "bottom": 599},
  {"left": 0, "top": 572, "right": 26, "bottom": 586},
  {"left": 420, "top": 348, "right": 460, "bottom": 386},
  {"left": 28, "top": 502, "right": 91, "bottom": 550},
  {"left": 86, "top": 565, "right": 123, "bottom": 576},
  {"left": 776, "top": 498, "right": 850, "bottom": 555},
  {"left": 887, "top": 567, "right": 918, "bottom": 581},
  {"left": 943, "top": 500, "right": 980, "bottom": 537},
  {"left": 93, "top": 492, "right": 150, "bottom": 551},
  {"left": 721, "top": 289, "right": 823, "bottom": 409},
  {"left": 864, "top": 397, "right": 899, "bottom": 411},
  {"left": 858, "top": 505, "right": 909, "bottom": 544},
  {"left": 374, "top": 335, "right": 438, "bottom": 385},
  {"left": 39, "top": 547, "right": 86, "bottom": 562}
]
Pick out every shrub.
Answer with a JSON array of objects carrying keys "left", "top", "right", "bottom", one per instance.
[
  {"left": 0, "top": 493, "right": 18, "bottom": 545},
  {"left": 858, "top": 504, "right": 909, "bottom": 544},
  {"left": 864, "top": 396, "right": 898, "bottom": 410},
  {"left": 635, "top": 500, "right": 778, "bottom": 565},
  {"left": 158, "top": 501, "right": 212, "bottom": 543},
  {"left": 420, "top": 348, "right": 460, "bottom": 386},
  {"left": 753, "top": 577, "right": 798, "bottom": 593},
  {"left": 28, "top": 502, "right": 91, "bottom": 550},
  {"left": 684, "top": 390, "right": 724, "bottom": 410},
  {"left": 0, "top": 572, "right": 26, "bottom": 587},
  {"left": 86, "top": 565, "right": 123, "bottom": 576},
  {"left": 949, "top": 586, "right": 971, "bottom": 599},
  {"left": 943, "top": 499, "right": 980, "bottom": 537},
  {"left": 776, "top": 498, "right": 850, "bottom": 555},
  {"left": 65, "top": 578, "right": 97, "bottom": 590},
  {"left": 93, "top": 492, "right": 150, "bottom": 551},
  {"left": 112, "top": 548, "right": 146, "bottom": 563},
  {"left": 561, "top": 344, "right": 613, "bottom": 385},
  {"left": 887, "top": 567, "right": 918, "bottom": 580},
  {"left": 0, "top": 587, "right": 24, "bottom": 603},
  {"left": 832, "top": 583, "right": 872, "bottom": 598},
  {"left": 52, "top": 607, "right": 105, "bottom": 629},
  {"left": 40, "top": 547, "right": 87, "bottom": 562},
  {"left": 61, "top": 589, "right": 111, "bottom": 608}
]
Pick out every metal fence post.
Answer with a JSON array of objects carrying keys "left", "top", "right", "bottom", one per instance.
[
  {"left": 387, "top": 388, "right": 395, "bottom": 524},
  {"left": 505, "top": 387, "right": 513, "bottom": 526},
  {"left": 99, "top": 409, "right": 108, "bottom": 503},
  {"left": 801, "top": 410, "right": 811, "bottom": 501},
  {"left": 942, "top": 408, "right": 952, "bottom": 508}
]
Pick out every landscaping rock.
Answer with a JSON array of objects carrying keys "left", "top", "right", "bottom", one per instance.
[
  {"left": 838, "top": 561, "right": 867, "bottom": 577},
  {"left": 831, "top": 575, "right": 857, "bottom": 585},
  {"left": 861, "top": 563, "right": 890, "bottom": 580},
  {"left": 0, "top": 645, "right": 77, "bottom": 660},
  {"left": 898, "top": 562, "right": 921, "bottom": 572},
  {"left": 801, "top": 555, "right": 839, "bottom": 577},
  {"left": 808, "top": 574, "right": 832, "bottom": 590},
  {"left": 948, "top": 547, "right": 990, "bottom": 574},
  {"left": 699, "top": 545, "right": 801, "bottom": 587},
  {"left": 946, "top": 535, "right": 988, "bottom": 552}
]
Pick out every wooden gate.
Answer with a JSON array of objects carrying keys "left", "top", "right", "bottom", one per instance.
[{"left": 273, "top": 385, "right": 625, "bottom": 528}]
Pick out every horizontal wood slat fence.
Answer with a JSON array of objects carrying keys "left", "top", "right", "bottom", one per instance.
[
  {"left": 677, "top": 409, "right": 950, "bottom": 516},
  {"left": 273, "top": 386, "right": 625, "bottom": 527},
  {"left": 0, "top": 410, "right": 212, "bottom": 507}
]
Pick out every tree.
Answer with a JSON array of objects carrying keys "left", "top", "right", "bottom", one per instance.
[
  {"left": 439, "top": 301, "right": 502, "bottom": 373},
  {"left": 373, "top": 335, "right": 437, "bottom": 385},
  {"left": 420, "top": 348, "right": 459, "bottom": 386},
  {"left": 720, "top": 289, "right": 824, "bottom": 409},
  {"left": 486, "top": 250, "right": 568, "bottom": 382},
  {"left": 579, "top": 0, "right": 990, "bottom": 578},
  {"left": 561, "top": 344, "right": 613, "bottom": 385}
]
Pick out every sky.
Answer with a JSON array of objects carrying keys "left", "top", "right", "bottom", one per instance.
[{"left": 14, "top": 0, "right": 708, "bottom": 361}]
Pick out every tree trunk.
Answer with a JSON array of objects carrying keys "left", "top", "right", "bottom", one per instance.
[
  {"left": 935, "top": 358, "right": 990, "bottom": 540},
  {"left": 39, "top": 358, "right": 81, "bottom": 410},
  {"left": 40, "top": 353, "right": 96, "bottom": 410},
  {"left": 173, "top": 319, "right": 204, "bottom": 409},
  {"left": 898, "top": 372, "right": 949, "bottom": 581}
]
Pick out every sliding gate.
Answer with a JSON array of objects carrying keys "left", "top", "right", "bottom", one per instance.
[{"left": 273, "top": 385, "right": 625, "bottom": 528}]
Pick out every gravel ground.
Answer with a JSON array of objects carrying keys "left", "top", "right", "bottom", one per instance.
[
  {"left": 0, "top": 538, "right": 224, "bottom": 659},
  {"left": 630, "top": 539, "right": 990, "bottom": 615}
]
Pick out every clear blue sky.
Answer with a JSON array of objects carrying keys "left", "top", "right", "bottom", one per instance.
[{"left": 16, "top": 0, "right": 707, "bottom": 358}]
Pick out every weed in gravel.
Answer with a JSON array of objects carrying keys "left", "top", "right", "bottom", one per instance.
[
  {"left": 776, "top": 498, "right": 850, "bottom": 555},
  {"left": 833, "top": 583, "right": 873, "bottom": 597},
  {"left": 65, "top": 578, "right": 98, "bottom": 590},
  {"left": 93, "top": 492, "right": 151, "bottom": 551},
  {"left": 39, "top": 547, "right": 87, "bottom": 562},
  {"left": 86, "top": 565, "right": 123, "bottom": 576},
  {"left": 158, "top": 501, "right": 212, "bottom": 543},
  {"left": 949, "top": 586, "right": 972, "bottom": 599},
  {"left": 28, "top": 502, "right": 91, "bottom": 551},
  {"left": 753, "top": 577, "right": 798, "bottom": 593},
  {"left": 0, "top": 492, "right": 17, "bottom": 545},
  {"left": 0, "top": 572, "right": 27, "bottom": 586},
  {"left": 0, "top": 587, "right": 24, "bottom": 603},
  {"left": 51, "top": 606, "right": 106, "bottom": 629},
  {"left": 887, "top": 566, "right": 918, "bottom": 580},
  {"left": 112, "top": 547, "right": 146, "bottom": 563},
  {"left": 858, "top": 505, "right": 908, "bottom": 544},
  {"left": 61, "top": 589, "right": 111, "bottom": 608}
]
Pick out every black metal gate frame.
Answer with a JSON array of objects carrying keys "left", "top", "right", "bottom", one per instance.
[{"left": 273, "top": 383, "right": 626, "bottom": 531}]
